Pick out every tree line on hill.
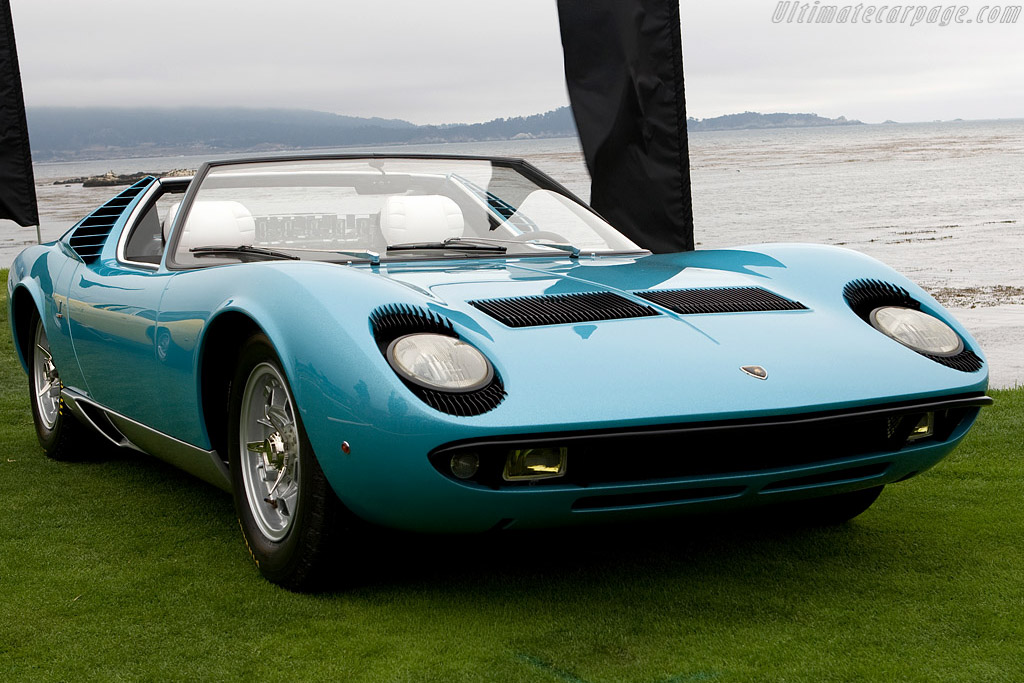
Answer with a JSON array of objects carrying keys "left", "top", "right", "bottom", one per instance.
[{"left": 26, "top": 106, "right": 864, "bottom": 161}]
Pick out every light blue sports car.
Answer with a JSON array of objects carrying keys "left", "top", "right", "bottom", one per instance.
[{"left": 7, "top": 154, "right": 991, "bottom": 589}]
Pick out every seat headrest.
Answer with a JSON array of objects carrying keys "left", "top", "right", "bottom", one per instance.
[
  {"left": 379, "top": 195, "right": 464, "bottom": 244},
  {"left": 176, "top": 200, "right": 256, "bottom": 252},
  {"left": 162, "top": 201, "right": 181, "bottom": 242}
]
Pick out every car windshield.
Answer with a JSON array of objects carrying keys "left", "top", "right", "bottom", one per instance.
[{"left": 170, "top": 157, "right": 642, "bottom": 266}]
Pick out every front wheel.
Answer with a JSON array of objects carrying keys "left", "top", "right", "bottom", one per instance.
[
  {"left": 228, "top": 333, "right": 345, "bottom": 590},
  {"left": 28, "top": 312, "right": 94, "bottom": 460}
]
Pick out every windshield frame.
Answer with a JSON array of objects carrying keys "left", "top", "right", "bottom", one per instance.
[{"left": 164, "top": 153, "right": 648, "bottom": 270}]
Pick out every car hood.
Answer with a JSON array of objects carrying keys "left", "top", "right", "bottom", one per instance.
[{"left": 341, "top": 246, "right": 987, "bottom": 427}]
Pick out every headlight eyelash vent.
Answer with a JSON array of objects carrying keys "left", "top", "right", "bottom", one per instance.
[
  {"left": 842, "top": 279, "right": 918, "bottom": 321},
  {"left": 369, "top": 303, "right": 455, "bottom": 347},
  {"left": 369, "top": 304, "right": 506, "bottom": 416},
  {"left": 842, "top": 279, "right": 983, "bottom": 373}
]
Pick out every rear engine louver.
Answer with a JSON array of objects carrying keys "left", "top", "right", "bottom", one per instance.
[
  {"left": 843, "top": 279, "right": 983, "bottom": 373},
  {"left": 369, "top": 304, "right": 506, "bottom": 416},
  {"left": 67, "top": 177, "right": 155, "bottom": 263},
  {"left": 469, "top": 292, "right": 659, "bottom": 327},
  {"left": 636, "top": 287, "right": 807, "bottom": 314}
]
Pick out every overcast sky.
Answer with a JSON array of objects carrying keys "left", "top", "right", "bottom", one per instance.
[{"left": 10, "top": 0, "right": 1024, "bottom": 124}]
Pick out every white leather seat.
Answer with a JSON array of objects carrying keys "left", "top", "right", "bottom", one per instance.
[
  {"left": 379, "top": 195, "right": 464, "bottom": 244},
  {"left": 162, "top": 201, "right": 181, "bottom": 242},
  {"left": 173, "top": 200, "right": 256, "bottom": 252}
]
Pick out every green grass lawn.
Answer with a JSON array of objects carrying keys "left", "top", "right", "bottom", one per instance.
[{"left": 2, "top": 267, "right": 1023, "bottom": 682}]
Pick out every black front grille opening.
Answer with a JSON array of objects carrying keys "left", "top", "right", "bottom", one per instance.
[
  {"left": 369, "top": 304, "right": 505, "bottom": 416},
  {"left": 572, "top": 486, "right": 745, "bottom": 511},
  {"left": 430, "top": 406, "right": 974, "bottom": 489},
  {"left": 469, "top": 291, "right": 659, "bottom": 327},
  {"left": 760, "top": 463, "right": 890, "bottom": 492},
  {"left": 636, "top": 287, "right": 807, "bottom": 315}
]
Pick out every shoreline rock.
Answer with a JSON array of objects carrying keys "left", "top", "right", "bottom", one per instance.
[{"left": 54, "top": 169, "right": 194, "bottom": 187}]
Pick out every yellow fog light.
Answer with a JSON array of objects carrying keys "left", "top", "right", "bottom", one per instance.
[
  {"left": 907, "top": 412, "right": 935, "bottom": 442},
  {"left": 503, "top": 447, "right": 568, "bottom": 481}
]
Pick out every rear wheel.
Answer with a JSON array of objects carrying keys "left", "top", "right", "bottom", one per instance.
[
  {"left": 28, "top": 312, "right": 93, "bottom": 460},
  {"left": 228, "top": 333, "right": 344, "bottom": 590}
]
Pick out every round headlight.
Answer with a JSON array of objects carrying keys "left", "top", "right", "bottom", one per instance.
[
  {"left": 386, "top": 334, "right": 494, "bottom": 392},
  {"left": 869, "top": 306, "right": 964, "bottom": 356}
]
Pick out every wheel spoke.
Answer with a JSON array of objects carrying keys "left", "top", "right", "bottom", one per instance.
[
  {"left": 265, "top": 405, "right": 290, "bottom": 432},
  {"left": 266, "top": 465, "right": 288, "bottom": 497},
  {"left": 37, "top": 380, "right": 52, "bottom": 399},
  {"left": 246, "top": 440, "right": 269, "bottom": 455}
]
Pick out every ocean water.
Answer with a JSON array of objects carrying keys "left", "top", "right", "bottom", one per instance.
[{"left": 4, "top": 120, "right": 1023, "bottom": 294}]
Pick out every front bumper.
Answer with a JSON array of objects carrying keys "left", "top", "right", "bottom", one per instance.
[{"left": 332, "top": 394, "right": 990, "bottom": 532}]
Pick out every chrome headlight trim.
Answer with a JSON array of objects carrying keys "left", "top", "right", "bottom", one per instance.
[
  {"left": 869, "top": 306, "right": 964, "bottom": 357},
  {"left": 385, "top": 333, "right": 495, "bottom": 393}
]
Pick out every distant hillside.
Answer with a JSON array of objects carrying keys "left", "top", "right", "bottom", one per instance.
[
  {"left": 26, "top": 106, "right": 577, "bottom": 161},
  {"left": 687, "top": 111, "right": 864, "bottom": 132},
  {"left": 25, "top": 106, "right": 865, "bottom": 160}
]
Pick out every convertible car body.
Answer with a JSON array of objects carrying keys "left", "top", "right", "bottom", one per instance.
[{"left": 8, "top": 154, "right": 991, "bottom": 588}]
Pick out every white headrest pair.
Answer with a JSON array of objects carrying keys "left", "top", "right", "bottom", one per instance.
[
  {"left": 379, "top": 195, "right": 464, "bottom": 244},
  {"left": 167, "top": 200, "right": 256, "bottom": 251}
]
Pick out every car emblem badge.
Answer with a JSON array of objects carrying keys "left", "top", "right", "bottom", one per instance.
[{"left": 741, "top": 365, "right": 768, "bottom": 380}]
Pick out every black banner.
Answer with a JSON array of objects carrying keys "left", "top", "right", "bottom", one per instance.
[
  {"left": 557, "top": 0, "right": 693, "bottom": 253},
  {"left": 1, "top": 0, "right": 38, "bottom": 228}
]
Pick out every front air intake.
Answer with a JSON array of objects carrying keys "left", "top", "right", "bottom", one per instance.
[
  {"left": 636, "top": 287, "right": 807, "bottom": 314},
  {"left": 469, "top": 292, "right": 659, "bottom": 327}
]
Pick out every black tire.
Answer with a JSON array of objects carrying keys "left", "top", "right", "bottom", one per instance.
[
  {"left": 227, "top": 333, "right": 345, "bottom": 591},
  {"left": 27, "top": 311, "right": 94, "bottom": 460},
  {"left": 774, "top": 486, "right": 884, "bottom": 526}
]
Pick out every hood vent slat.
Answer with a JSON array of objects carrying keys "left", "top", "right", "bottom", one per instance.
[
  {"left": 636, "top": 287, "right": 807, "bottom": 314},
  {"left": 469, "top": 292, "right": 659, "bottom": 328}
]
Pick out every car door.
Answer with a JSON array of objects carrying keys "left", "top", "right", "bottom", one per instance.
[{"left": 66, "top": 179, "right": 186, "bottom": 424}]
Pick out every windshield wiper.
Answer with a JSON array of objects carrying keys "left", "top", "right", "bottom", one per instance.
[
  {"left": 267, "top": 246, "right": 381, "bottom": 266},
  {"left": 191, "top": 245, "right": 382, "bottom": 265},
  {"left": 442, "top": 236, "right": 581, "bottom": 259},
  {"left": 386, "top": 238, "right": 507, "bottom": 255},
  {"left": 190, "top": 245, "right": 300, "bottom": 261}
]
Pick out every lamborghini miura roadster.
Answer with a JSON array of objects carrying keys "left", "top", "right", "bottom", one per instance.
[{"left": 7, "top": 154, "right": 991, "bottom": 589}]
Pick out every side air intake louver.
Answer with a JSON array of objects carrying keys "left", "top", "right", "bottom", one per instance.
[
  {"left": 636, "top": 287, "right": 807, "bottom": 314},
  {"left": 843, "top": 279, "right": 983, "bottom": 373},
  {"left": 469, "top": 292, "right": 659, "bottom": 327},
  {"left": 370, "top": 304, "right": 506, "bottom": 416},
  {"left": 67, "top": 177, "right": 155, "bottom": 263}
]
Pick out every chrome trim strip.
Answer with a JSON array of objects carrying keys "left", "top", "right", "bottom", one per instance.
[
  {"left": 115, "top": 180, "right": 163, "bottom": 270},
  {"left": 61, "top": 388, "right": 231, "bottom": 491},
  {"left": 61, "top": 389, "right": 138, "bottom": 450}
]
